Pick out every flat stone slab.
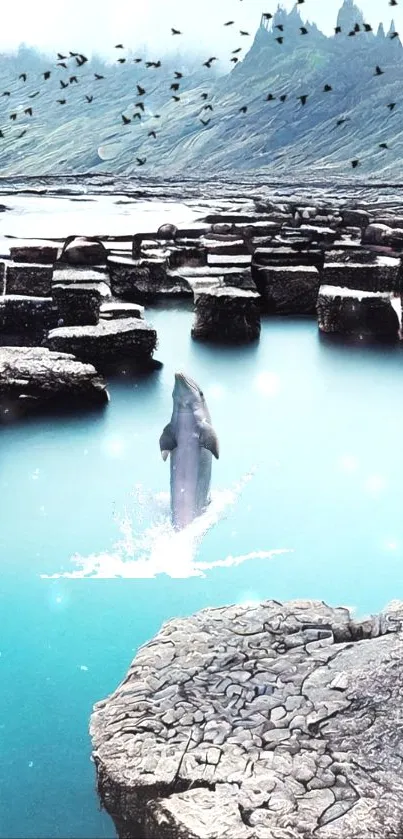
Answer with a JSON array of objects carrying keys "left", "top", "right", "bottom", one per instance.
[
  {"left": 100, "top": 301, "right": 144, "bottom": 320},
  {"left": 53, "top": 266, "right": 110, "bottom": 284},
  {"left": 253, "top": 265, "right": 321, "bottom": 314},
  {"left": 317, "top": 284, "right": 399, "bottom": 340},
  {"left": 90, "top": 598, "right": 403, "bottom": 839},
  {"left": 5, "top": 262, "right": 53, "bottom": 296},
  {"left": 192, "top": 287, "right": 261, "bottom": 343},
  {"left": 170, "top": 266, "right": 255, "bottom": 292},
  {"left": 0, "top": 346, "right": 107, "bottom": 413},
  {"left": 45, "top": 318, "right": 157, "bottom": 363},
  {"left": 8, "top": 240, "right": 60, "bottom": 264},
  {"left": 207, "top": 254, "right": 252, "bottom": 267}
]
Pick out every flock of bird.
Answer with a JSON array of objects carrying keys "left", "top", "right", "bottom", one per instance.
[{"left": 0, "top": 0, "right": 401, "bottom": 169}]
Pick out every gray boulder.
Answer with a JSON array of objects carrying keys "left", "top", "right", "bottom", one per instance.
[
  {"left": 0, "top": 346, "right": 108, "bottom": 414},
  {"left": 45, "top": 318, "right": 157, "bottom": 363},
  {"left": 317, "top": 285, "right": 399, "bottom": 340},
  {"left": 90, "top": 598, "right": 403, "bottom": 839},
  {"left": 60, "top": 236, "right": 107, "bottom": 266},
  {"left": 192, "top": 287, "right": 261, "bottom": 343},
  {"left": 53, "top": 281, "right": 111, "bottom": 326}
]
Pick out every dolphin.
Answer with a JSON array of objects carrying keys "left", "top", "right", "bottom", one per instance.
[{"left": 159, "top": 372, "right": 219, "bottom": 529}]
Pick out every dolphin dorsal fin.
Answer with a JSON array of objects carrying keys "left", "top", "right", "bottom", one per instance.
[
  {"left": 199, "top": 422, "right": 219, "bottom": 459},
  {"left": 159, "top": 423, "right": 177, "bottom": 461}
]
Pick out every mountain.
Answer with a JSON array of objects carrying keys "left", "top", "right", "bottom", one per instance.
[{"left": 1, "top": 1, "right": 403, "bottom": 179}]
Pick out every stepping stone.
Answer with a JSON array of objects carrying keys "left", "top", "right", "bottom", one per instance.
[
  {"left": 253, "top": 265, "right": 321, "bottom": 314},
  {"left": 53, "top": 266, "right": 110, "bottom": 285},
  {"left": 8, "top": 240, "right": 60, "bottom": 264},
  {"left": 323, "top": 261, "right": 400, "bottom": 293},
  {"left": 298, "top": 225, "right": 339, "bottom": 243},
  {"left": 192, "top": 287, "right": 261, "bottom": 343},
  {"left": 53, "top": 282, "right": 111, "bottom": 326},
  {"left": 0, "top": 295, "right": 55, "bottom": 332},
  {"left": 253, "top": 247, "right": 324, "bottom": 270},
  {"left": 100, "top": 301, "right": 144, "bottom": 320},
  {"left": 207, "top": 254, "right": 252, "bottom": 268},
  {"left": 317, "top": 285, "right": 399, "bottom": 340},
  {"left": 169, "top": 266, "right": 255, "bottom": 292},
  {"left": 45, "top": 318, "right": 157, "bottom": 363},
  {"left": 108, "top": 255, "right": 191, "bottom": 300},
  {"left": 167, "top": 246, "right": 207, "bottom": 269},
  {"left": 60, "top": 236, "right": 107, "bottom": 266},
  {"left": 201, "top": 239, "right": 249, "bottom": 255},
  {"left": 5, "top": 262, "right": 53, "bottom": 296},
  {"left": 0, "top": 346, "right": 108, "bottom": 415}
]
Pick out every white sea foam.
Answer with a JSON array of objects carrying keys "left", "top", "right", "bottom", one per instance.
[{"left": 42, "top": 471, "right": 292, "bottom": 579}]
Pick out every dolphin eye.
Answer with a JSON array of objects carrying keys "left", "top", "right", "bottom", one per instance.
[{"left": 199, "top": 390, "right": 204, "bottom": 397}]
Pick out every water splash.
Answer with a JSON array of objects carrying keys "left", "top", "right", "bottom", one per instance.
[{"left": 42, "top": 471, "right": 292, "bottom": 579}]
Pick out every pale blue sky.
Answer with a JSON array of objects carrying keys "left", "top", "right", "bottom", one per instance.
[{"left": 1, "top": 0, "right": 400, "bottom": 57}]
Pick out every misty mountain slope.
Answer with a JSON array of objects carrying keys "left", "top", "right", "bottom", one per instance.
[{"left": 1, "top": 0, "right": 403, "bottom": 177}]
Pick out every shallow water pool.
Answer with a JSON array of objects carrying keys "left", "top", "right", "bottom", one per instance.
[{"left": 1, "top": 305, "right": 403, "bottom": 838}]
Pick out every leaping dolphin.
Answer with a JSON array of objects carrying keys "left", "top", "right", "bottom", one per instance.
[{"left": 159, "top": 372, "right": 219, "bottom": 530}]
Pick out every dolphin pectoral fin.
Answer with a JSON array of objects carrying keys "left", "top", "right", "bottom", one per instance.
[
  {"left": 159, "top": 423, "right": 177, "bottom": 461},
  {"left": 199, "top": 422, "right": 219, "bottom": 459}
]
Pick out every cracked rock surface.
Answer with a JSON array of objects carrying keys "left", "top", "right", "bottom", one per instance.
[{"left": 90, "top": 599, "right": 403, "bottom": 838}]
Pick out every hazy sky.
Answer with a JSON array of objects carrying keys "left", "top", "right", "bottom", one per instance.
[{"left": 1, "top": 0, "right": 401, "bottom": 58}]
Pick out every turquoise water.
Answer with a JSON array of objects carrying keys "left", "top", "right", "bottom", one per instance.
[{"left": 2, "top": 305, "right": 403, "bottom": 838}]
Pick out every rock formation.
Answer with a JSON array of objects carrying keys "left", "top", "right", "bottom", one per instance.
[{"left": 90, "top": 598, "right": 403, "bottom": 839}]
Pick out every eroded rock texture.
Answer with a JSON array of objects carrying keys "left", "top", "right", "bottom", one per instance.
[{"left": 90, "top": 599, "right": 403, "bottom": 839}]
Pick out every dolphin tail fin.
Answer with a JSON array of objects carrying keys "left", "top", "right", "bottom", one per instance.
[
  {"left": 159, "top": 423, "right": 177, "bottom": 462},
  {"left": 199, "top": 422, "right": 219, "bottom": 459}
]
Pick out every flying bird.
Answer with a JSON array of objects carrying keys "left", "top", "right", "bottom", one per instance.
[
  {"left": 117, "top": 58, "right": 126, "bottom": 63},
  {"left": 279, "top": 94, "right": 287, "bottom": 102},
  {"left": 239, "top": 105, "right": 248, "bottom": 113},
  {"left": 69, "top": 76, "right": 78, "bottom": 83},
  {"left": 133, "top": 112, "right": 142, "bottom": 120},
  {"left": 298, "top": 94, "right": 308, "bottom": 105},
  {"left": 2, "top": 91, "right": 10, "bottom": 96},
  {"left": 200, "top": 118, "right": 211, "bottom": 125},
  {"left": 57, "top": 53, "right": 68, "bottom": 59},
  {"left": 387, "top": 102, "right": 397, "bottom": 110},
  {"left": 374, "top": 65, "right": 384, "bottom": 75},
  {"left": 94, "top": 73, "right": 104, "bottom": 79},
  {"left": 203, "top": 104, "right": 213, "bottom": 110},
  {"left": 19, "top": 74, "right": 27, "bottom": 82},
  {"left": 85, "top": 95, "right": 93, "bottom": 103},
  {"left": 379, "top": 142, "right": 389, "bottom": 149},
  {"left": 136, "top": 157, "right": 146, "bottom": 165},
  {"left": 10, "top": 113, "right": 17, "bottom": 120},
  {"left": 24, "top": 107, "right": 32, "bottom": 116},
  {"left": 170, "top": 82, "right": 180, "bottom": 91},
  {"left": 135, "top": 101, "right": 145, "bottom": 111},
  {"left": 174, "top": 72, "right": 183, "bottom": 78},
  {"left": 171, "top": 27, "right": 182, "bottom": 34},
  {"left": 57, "top": 99, "right": 66, "bottom": 104},
  {"left": 351, "top": 159, "right": 360, "bottom": 168},
  {"left": 137, "top": 84, "right": 146, "bottom": 95},
  {"left": 335, "top": 26, "right": 342, "bottom": 33},
  {"left": 148, "top": 130, "right": 157, "bottom": 138},
  {"left": 115, "top": 44, "right": 124, "bottom": 48},
  {"left": 240, "top": 30, "right": 250, "bottom": 35},
  {"left": 275, "top": 36, "right": 284, "bottom": 44},
  {"left": 300, "top": 27, "right": 308, "bottom": 34},
  {"left": 60, "top": 80, "right": 69, "bottom": 89},
  {"left": 275, "top": 24, "right": 284, "bottom": 31},
  {"left": 57, "top": 62, "right": 68, "bottom": 68},
  {"left": 172, "top": 95, "right": 181, "bottom": 101},
  {"left": 232, "top": 48, "right": 242, "bottom": 53},
  {"left": 201, "top": 93, "right": 209, "bottom": 99},
  {"left": 323, "top": 84, "right": 332, "bottom": 92},
  {"left": 122, "top": 114, "right": 131, "bottom": 124},
  {"left": 230, "top": 57, "right": 239, "bottom": 63},
  {"left": 266, "top": 93, "right": 276, "bottom": 101},
  {"left": 224, "top": 21, "right": 234, "bottom": 25}
]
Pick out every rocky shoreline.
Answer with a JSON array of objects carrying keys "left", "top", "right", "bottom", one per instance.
[
  {"left": 90, "top": 598, "right": 403, "bottom": 839},
  {"left": 3, "top": 188, "right": 403, "bottom": 417}
]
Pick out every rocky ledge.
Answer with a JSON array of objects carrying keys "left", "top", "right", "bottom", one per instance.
[
  {"left": 90, "top": 598, "right": 403, "bottom": 839},
  {"left": 0, "top": 346, "right": 108, "bottom": 417}
]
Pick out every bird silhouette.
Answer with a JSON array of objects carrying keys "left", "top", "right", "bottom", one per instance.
[
  {"left": 201, "top": 93, "right": 209, "bottom": 99},
  {"left": 133, "top": 112, "right": 142, "bottom": 120},
  {"left": 275, "top": 24, "right": 284, "bottom": 31},
  {"left": 0, "top": 130, "right": 4, "bottom": 138},
  {"left": 351, "top": 159, "right": 360, "bottom": 167},
  {"left": 136, "top": 157, "right": 146, "bottom": 165},
  {"left": 2, "top": 91, "right": 10, "bottom": 96},
  {"left": 336, "top": 117, "right": 350, "bottom": 126},
  {"left": 262, "top": 13, "right": 273, "bottom": 20},
  {"left": 239, "top": 105, "right": 248, "bottom": 113},
  {"left": 24, "top": 107, "right": 33, "bottom": 116},
  {"left": 300, "top": 27, "right": 308, "bottom": 34},
  {"left": 224, "top": 21, "right": 234, "bottom": 26},
  {"left": 137, "top": 84, "right": 146, "bottom": 95},
  {"left": 387, "top": 102, "right": 397, "bottom": 110},
  {"left": 279, "top": 94, "right": 287, "bottom": 102},
  {"left": 115, "top": 44, "right": 124, "bottom": 48},
  {"left": 19, "top": 73, "right": 27, "bottom": 82},
  {"left": 135, "top": 101, "right": 145, "bottom": 111},
  {"left": 122, "top": 114, "right": 131, "bottom": 124},
  {"left": 298, "top": 94, "right": 308, "bottom": 105},
  {"left": 171, "top": 28, "right": 182, "bottom": 35},
  {"left": 57, "top": 53, "right": 68, "bottom": 60},
  {"left": 69, "top": 76, "right": 78, "bottom": 83},
  {"left": 94, "top": 73, "right": 104, "bottom": 80},
  {"left": 133, "top": 58, "right": 142, "bottom": 63},
  {"left": 148, "top": 130, "right": 157, "bottom": 138},
  {"left": 18, "top": 129, "right": 27, "bottom": 138},
  {"left": 60, "top": 80, "right": 69, "bottom": 89},
  {"left": 240, "top": 30, "right": 250, "bottom": 35},
  {"left": 57, "top": 99, "right": 67, "bottom": 105},
  {"left": 172, "top": 95, "right": 181, "bottom": 101},
  {"left": 203, "top": 104, "right": 213, "bottom": 110},
  {"left": 266, "top": 93, "right": 276, "bottom": 101},
  {"left": 230, "top": 57, "right": 239, "bottom": 63},
  {"left": 379, "top": 142, "right": 389, "bottom": 149},
  {"left": 200, "top": 118, "right": 211, "bottom": 125},
  {"left": 374, "top": 65, "right": 384, "bottom": 75},
  {"left": 335, "top": 26, "right": 342, "bottom": 33},
  {"left": 85, "top": 95, "right": 93, "bottom": 103},
  {"left": 275, "top": 36, "right": 284, "bottom": 44},
  {"left": 174, "top": 72, "right": 183, "bottom": 78},
  {"left": 390, "top": 31, "right": 399, "bottom": 39},
  {"left": 10, "top": 113, "right": 17, "bottom": 120},
  {"left": 232, "top": 48, "right": 242, "bottom": 53},
  {"left": 170, "top": 82, "right": 180, "bottom": 91},
  {"left": 117, "top": 58, "right": 126, "bottom": 63},
  {"left": 57, "top": 62, "right": 68, "bottom": 69},
  {"left": 323, "top": 84, "right": 332, "bottom": 92}
]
